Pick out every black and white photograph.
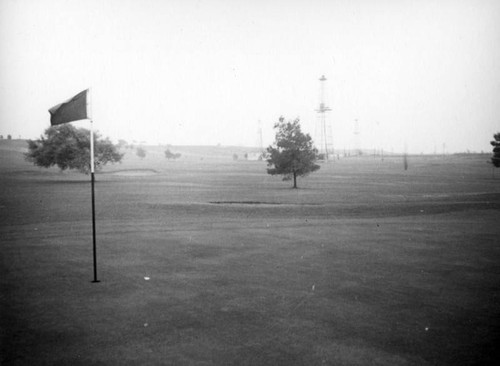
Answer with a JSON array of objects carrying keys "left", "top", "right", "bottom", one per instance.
[{"left": 1, "top": 0, "right": 499, "bottom": 364}]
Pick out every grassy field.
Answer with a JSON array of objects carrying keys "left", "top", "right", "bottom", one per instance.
[{"left": 1, "top": 140, "right": 499, "bottom": 365}]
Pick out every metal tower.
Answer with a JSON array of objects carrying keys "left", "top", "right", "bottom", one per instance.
[
  {"left": 257, "top": 119, "right": 264, "bottom": 152},
  {"left": 315, "top": 75, "right": 333, "bottom": 161},
  {"left": 353, "top": 118, "right": 361, "bottom": 156}
]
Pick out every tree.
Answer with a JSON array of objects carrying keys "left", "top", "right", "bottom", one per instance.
[
  {"left": 25, "top": 124, "right": 123, "bottom": 174},
  {"left": 266, "top": 116, "right": 320, "bottom": 188},
  {"left": 491, "top": 132, "right": 500, "bottom": 168},
  {"left": 136, "top": 147, "right": 146, "bottom": 159}
]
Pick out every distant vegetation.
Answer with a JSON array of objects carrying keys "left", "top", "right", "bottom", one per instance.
[
  {"left": 117, "top": 139, "right": 128, "bottom": 149},
  {"left": 266, "top": 116, "right": 320, "bottom": 188},
  {"left": 24, "top": 124, "right": 123, "bottom": 174},
  {"left": 164, "top": 149, "right": 181, "bottom": 160},
  {"left": 491, "top": 132, "right": 500, "bottom": 168},
  {"left": 136, "top": 147, "right": 146, "bottom": 159}
]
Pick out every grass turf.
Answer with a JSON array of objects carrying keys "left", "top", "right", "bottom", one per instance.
[{"left": 1, "top": 142, "right": 500, "bottom": 365}]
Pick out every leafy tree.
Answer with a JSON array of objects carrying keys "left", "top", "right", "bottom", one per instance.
[
  {"left": 25, "top": 124, "right": 123, "bottom": 174},
  {"left": 491, "top": 132, "right": 500, "bottom": 168},
  {"left": 266, "top": 116, "right": 320, "bottom": 188},
  {"left": 7, "top": 134, "right": 12, "bottom": 140},
  {"left": 136, "top": 147, "right": 146, "bottom": 159}
]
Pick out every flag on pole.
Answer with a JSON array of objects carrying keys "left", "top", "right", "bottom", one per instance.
[
  {"left": 49, "top": 89, "right": 89, "bottom": 126},
  {"left": 47, "top": 88, "right": 99, "bottom": 282}
]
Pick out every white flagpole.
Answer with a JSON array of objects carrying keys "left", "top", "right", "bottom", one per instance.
[
  {"left": 88, "top": 88, "right": 99, "bottom": 283},
  {"left": 90, "top": 122, "right": 95, "bottom": 173}
]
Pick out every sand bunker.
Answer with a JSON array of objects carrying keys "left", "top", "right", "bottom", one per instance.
[{"left": 107, "top": 169, "right": 158, "bottom": 176}]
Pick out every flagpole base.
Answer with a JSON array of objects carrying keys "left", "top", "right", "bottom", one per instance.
[{"left": 92, "top": 280, "right": 101, "bottom": 283}]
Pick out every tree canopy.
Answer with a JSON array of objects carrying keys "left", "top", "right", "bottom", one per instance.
[
  {"left": 491, "top": 132, "right": 500, "bottom": 168},
  {"left": 25, "top": 124, "right": 123, "bottom": 173},
  {"left": 266, "top": 116, "right": 320, "bottom": 188}
]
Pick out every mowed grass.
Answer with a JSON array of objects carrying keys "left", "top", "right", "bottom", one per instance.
[{"left": 1, "top": 141, "right": 500, "bottom": 365}]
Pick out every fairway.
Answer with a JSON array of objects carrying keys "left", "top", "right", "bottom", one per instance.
[{"left": 1, "top": 142, "right": 500, "bottom": 365}]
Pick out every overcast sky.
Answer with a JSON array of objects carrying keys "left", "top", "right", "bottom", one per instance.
[{"left": 1, "top": 0, "right": 499, "bottom": 153}]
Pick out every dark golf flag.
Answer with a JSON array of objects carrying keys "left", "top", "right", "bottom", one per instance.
[{"left": 49, "top": 89, "right": 89, "bottom": 126}]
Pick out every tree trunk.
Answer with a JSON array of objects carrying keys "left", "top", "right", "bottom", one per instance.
[{"left": 293, "top": 171, "right": 297, "bottom": 188}]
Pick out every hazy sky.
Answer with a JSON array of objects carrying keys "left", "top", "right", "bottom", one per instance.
[{"left": 1, "top": 0, "right": 499, "bottom": 153}]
